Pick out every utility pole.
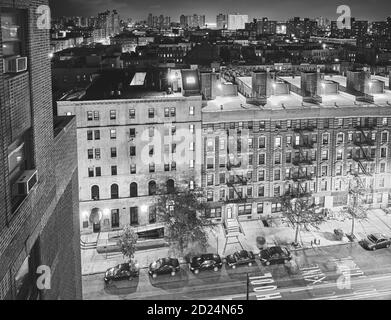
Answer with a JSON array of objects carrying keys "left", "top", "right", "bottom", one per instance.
[{"left": 246, "top": 273, "right": 249, "bottom": 300}]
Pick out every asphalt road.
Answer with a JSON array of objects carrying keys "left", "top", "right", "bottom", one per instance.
[{"left": 82, "top": 242, "right": 391, "bottom": 300}]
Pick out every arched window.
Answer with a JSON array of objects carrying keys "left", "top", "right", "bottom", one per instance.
[
  {"left": 111, "top": 184, "right": 119, "bottom": 199},
  {"left": 130, "top": 182, "right": 138, "bottom": 198},
  {"left": 91, "top": 185, "right": 99, "bottom": 200},
  {"left": 148, "top": 181, "right": 156, "bottom": 196},
  {"left": 167, "top": 179, "right": 175, "bottom": 194}
]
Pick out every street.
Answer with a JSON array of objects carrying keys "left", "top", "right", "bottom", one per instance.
[{"left": 82, "top": 242, "right": 391, "bottom": 300}]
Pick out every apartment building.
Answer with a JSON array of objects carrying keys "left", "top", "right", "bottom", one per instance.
[
  {"left": 0, "top": 1, "right": 81, "bottom": 300},
  {"left": 201, "top": 70, "right": 391, "bottom": 224},
  {"left": 57, "top": 69, "right": 203, "bottom": 236}
]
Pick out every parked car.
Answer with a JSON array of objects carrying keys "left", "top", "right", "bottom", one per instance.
[
  {"left": 104, "top": 263, "right": 139, "bottom": 284},
  {"left": 360, "top": 233, "right": 391, "bottom": 251},
  {"left": 189, "top": 254, "right": 223, "bottom": 274},
  {"left": 259, "top": 246, "right": 291, "bottom": 266},
  {"left": 149, "top": 258, "right": 180, "bottom": 278},
  {"left": 226, "top": 250, "right": 256, "bottom": 269}
]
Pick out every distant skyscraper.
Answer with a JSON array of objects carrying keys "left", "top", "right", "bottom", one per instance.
[
  {"left": 180, "top": 14, "right": 206, "bottom": 28},
  {"left": 216, "top": 14, "right": 228, "bottom": 29},
  {"left": 227, "top": 14, "right": 248, "bottom": 30}
]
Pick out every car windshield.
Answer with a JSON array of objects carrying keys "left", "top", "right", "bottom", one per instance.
[
  {"left": 152, "top": 260, "right": 162, "bottom": 269},
  {"left": 368, "top": 235, "right": 379, "bottom": 243}
]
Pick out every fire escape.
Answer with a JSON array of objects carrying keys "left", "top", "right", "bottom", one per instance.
[
  {"left": 225, "top": 128, "right": 248, "bottom": 204},
  {"left": 287, "top": 124, "right": 317, "bottom": 199},
  {"left": 352, "top": 121, "right": 375, "bottom": 177}
]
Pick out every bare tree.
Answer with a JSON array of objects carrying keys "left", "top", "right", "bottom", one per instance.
[
  {"left": 155, "top": 184, "right": 215, "bottom": 255},
  {"left": 280, "top": 193, "right": 325, "bottom": 245},
  {"left": 341, "top": 174, "right": 369, "bottom": 237},
  {"left": 117, "top": 225, "right": 138, "bottom": 262}
]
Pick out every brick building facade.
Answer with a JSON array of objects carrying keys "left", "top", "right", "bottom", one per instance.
[{"left": 0, "top": 0, "right": 81, "bottom": 300}]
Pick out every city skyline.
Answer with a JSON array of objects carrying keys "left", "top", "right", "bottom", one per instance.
[{"left": 49, "top": 0, "right": 391, "bottom": 22}]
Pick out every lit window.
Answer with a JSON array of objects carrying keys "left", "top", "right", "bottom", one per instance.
[{"left": 110, "top": 110, "right": 116, "bottom": 120}]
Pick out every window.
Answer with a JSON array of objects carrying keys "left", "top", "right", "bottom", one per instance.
[
  {"left": 87, "top": 111, "right": 93, "bottom": 121},
  {"left": 130, "top": 164, "right": 136, "bottom": 174},
  {"left": 286, "top": 152, "right": 292, "bottom": 164},
  {"left": 321, "top": 180, "right": 328, "bottom": 191},
  {"left": 110, "top": 110, "right": 116, "bottom": 120},
  {"left": 129, "top": 128, "right": 136, "bottom": 138},
  {"left": 149, "top": 127, "right": 154, "bottom": 138},
  {"left": 207, "top": 190, "right": 214, "bottom": 202},
  {"left": 381, "top": 132, "right": 388, "bottom": 144},
  {"left": 130, "top": 146, "right": 136, "bottom": 156},
  {"left": 258, "top": 185, "right": 265, "bottom": 197},
  {"left": 337, "top": 150, "right": 343, "bottom": 161},
  {"left": 164, "top": 163, "right": 170, "bottom": 172},
  {"left": 220, "top": 139, "right": 225, "bottom": 150},
  {"left": 111, "top": 147, "right": 117, "bottom": 158},
  {"left": 149, "top": 207, "right": 157, "bottom": 224},
  {"left": 87, "top": 130, "right": 93, "bottom": 141},
  {"left": 189, "top": 160, "right": 195, "bottom": 168},
  {"left": 287, "top": 136, "right": 292, "bottom": 146},
  {"left": 322, "top": 133, "right": 329, "bottom": 145},
  {"left": 149, "top": 181, "right": 157, "bottom": 195},
  {"left": 271, "top": 203, "right": 282, "bottom": 213},
  {"left": 248, "top": 138, "right": 253, "bottom": 149},
  {"left": 148, "top": 108, "right": 155, "bottom": 118},
  {"left": 189, "top": 106, "right": 195, "bottom": 115},
  {"left": 382, "top": 118, "right": 388, "bottom": 126},
  {"left": 149, "top": 163, "right": 155, "bottom": 173},
  {"left": 91, "top": 185, "right": 99, "bottom": 200},
  {"left": 189, "top": 180, "right": 195, "bottom": 190},
  {"left": 274, "top": 169, "right": 281, "bottom": 181},
  {"left": 172, "top": 143, "right": 176, "bottom": 154},
  {"left": 207, "top": 174, "right": 214, "bottom": 186},
  {"left": 379, "top": 179, "right": 385, "bottom": 188},
  {"left": 111, "top": 209, "right": 120, "bottom": 228},
  {"left": 94, "top": 111, "right": 100, "bottom": 120},
  {"left": 207, "top": 158, "right": 214, "bottom": 169},
  {"left": 88, "top": 149, "right": 93, "bottom": 159},
  {"left": 167, "top": 180, "right": 175, "bottom": 194},
  {"left": 111, "top": 166, "right": 117, "bottom": 176},
  {"left": 321, "top": 165, "right": 328, "bottom": 177},
  {"left": 348, "top": 133, "right": 353, "bottom": 142},
  {"left": 189, "top": 124, "right": 195, "bottom": 134},
  {"left": 257, "top": 203, "right": 264, "bottom": 214},
  {"left": 258, "top": 170, "right": 265, "bottom": 182},
  {"left": 274, "top": 153, "right": 281, "bottom": 165},
  {"left": 171, "top": 126, "right": 176, "bottom": 135},
  {"left": 149, "top": 145, "right": 154, "bottom": 156},
  {"left": 95, "top": 149, "right": 101, "bottom": 160},
  {"left": 274, "top": 186, "right": 280, "bottom": 197},
  {"left": 259, "top": 154, "right": 265, "bottom": 165},
  {"left": 321, "top": 150, "right": 329, "bottom": 161},
  {"left": 337, "top": 118, "right": 343, "bottom": 127},
  {"left": 130, "top": 207, "right": 138, "bottom": 226},
  {"left": 259, "top": 121, "right": 265, "bottom": 130},
  {"left": 206, "top": 208, "right": 222, "bottom": 219},
  {"left": 207, "top": 139, "right": 214, "bottom": 152},
  {"left": 381, "top": 147, "right": 387, "bottom": 158},
  {"left": 337, "top": 133, "right": 344, "bottom": 144},
  {"left": 164, "top": 107, "right": 170, "bottom": 117},
  {"left": 275, "top": 121, "right": 282, "bottom": 129},
  {"left": 1, "top": 9, "right": 24, "bottom": 57},
  {"left": 258, "top": 136, "right": 266, "bottom": 149},
  {"left": 171, "top": 161, "right": 176, "bottom": 171},
  {"left": 95, "top": 167, "right": 101, "bottom": 177},
  {"left": 336, "top": 164, "right": 342, "bottom": 176},
  {"left": 219, "top": 156, "right": 226, "bottom": 168},
  {"left": 88, "top": 167, "right": 94, "bottom": 177},
  {"left": 170, "top": 107, "right": 176, "bottom": 117},
  {"left": 110, "top": 129, "right": 116, "bottom": 139},
  {"left": 129, "top": 109, "right": 135, "bottom": 119},
  {"left": 380, "top": 163, "right": 386, "bottom": 173},
  {"left": 275, "top": 137, "right": 281, "bottom": 148},
  {"left": 94, "top": 130, "right": 100, "bottom": 140}
]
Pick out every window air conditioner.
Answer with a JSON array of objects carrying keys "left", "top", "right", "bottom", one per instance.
[
  {"left": 14, "top": 170, "right": 38, "bottom": 196},
  {"left": 3, "top": 56, "right": 28, "bottom": 73}
]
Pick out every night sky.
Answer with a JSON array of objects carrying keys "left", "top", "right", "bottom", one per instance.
[{"left": 49, "top": 0, "right": 391, "bottom": 22}]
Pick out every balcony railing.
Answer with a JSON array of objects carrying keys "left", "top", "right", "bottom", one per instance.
[
  {"left": 353, "top": 139, "right": 375, "bottom": 147},
  {"left": 293, "top": 125, "right": 316, "bottom": 133},
  {"left": 293, "top": 142, "right": 315, "bottom": 150},
  {"left": 291, "top": 174, "right": 314, "bottom": 182}
]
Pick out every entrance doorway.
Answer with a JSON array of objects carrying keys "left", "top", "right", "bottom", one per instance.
[{"left": 227, "top": 207, "right": 233, "bottom": 219}]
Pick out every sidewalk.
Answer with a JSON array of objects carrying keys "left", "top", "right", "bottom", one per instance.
[{"left": 81, "top": 209, "right": 391, "bottom": 276}]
